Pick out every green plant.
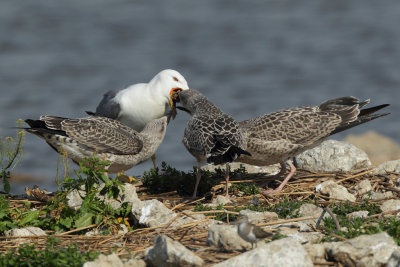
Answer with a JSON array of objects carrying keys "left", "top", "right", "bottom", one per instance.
[
  {"left": 0, "top": 157, "right": 133, "bottom": 234},
  {"left": 142, "top": 162, "right": 219, "bottom": 196},
  {"left": 0, "top": 120, "right": 25, "bottom": 194},
  {"left": 0, "top": 237, "right": 99, "bottom": 266},
  {"left": 231, "top": 183, "right": 259, "bottom": 195}
]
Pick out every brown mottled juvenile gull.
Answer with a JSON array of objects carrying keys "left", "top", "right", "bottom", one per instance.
[
  {"left": 237, "top": 96, "right": 389, "bottom": 196},
  {"left": 174, "top": 89, "right": 251, "bottom": 198},
  {"left": 24, "top": 116, "right": 168, "bottom": 173}
]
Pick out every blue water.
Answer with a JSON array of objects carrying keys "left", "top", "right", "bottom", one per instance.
[{"left": 0, "top": 0, "right": 399, "bottom": 194}]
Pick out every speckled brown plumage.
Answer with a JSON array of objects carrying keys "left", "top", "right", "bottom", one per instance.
[
  {"left": 25, "top": 115, "right": 168, "bottom": 173},
  {"left": 237, "top": 96, "right": 389, "bottom": 195},
  {"left": 177, "top": 89, "right": 251, "bottom": 198}
]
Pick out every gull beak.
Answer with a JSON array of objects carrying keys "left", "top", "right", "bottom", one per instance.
[{"left": 169, "top": 88, "right": 183, "bottom": 119}]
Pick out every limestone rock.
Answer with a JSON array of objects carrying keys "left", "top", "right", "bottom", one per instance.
[
  {"left": 304, "top": 243, "right": 327, "bottom": 263},
  {"left": 67, "top": 183, "right": 140, "bottom": 210},
  {"left": 316, "top": 180, "right": 356, "bottom": 202},
  {"left": 297, "top": 203, "right": 329, "bottom": 224},
  {"left": 348, "top": 210, "right": 369, "bottom": 219},
  {"left": 83, "top": 253, "right": 123, "bottom": 267},
  {"left": 213, "top": 238, "right": 313, "bottom": 267},
  {"left": 355, "top": 179, "right": 372, "bottom": 195},
  {"left": 207, "top": 223, "right": 252, "bottom": 250},
  {"left": 380, "top": 199, "right": 400, "bottom": 214},
  {"left": 131, "top": 199, "right": 176, "bottom": 228},
  {"left": 363, "top": 191, "right": 393, "bottom": 200},
  {"left": 388, "top": 248, "right": 400, "bottom": 267},
  {"left": 286, "top": 232, "right": 324, "bottom": 244},
  {"left": 5, "top": 227, "right": 46, "bottom": 237},
  {"left": 145, "top": 235, "right": 204, "bottom": 267},
  {"left": 124, "top": 259, "right": 146, "bottom": 267},
  {"left": 344, "top": 131, "right": 400, "bottom": 166},
  {"left": 209, "top": 195, "right": 232, "bottom": 206},
  {"left": 239, "top": 209, "right": 278, "bottom": 224},
  {"left": 296, "top": 140, "right": 371, "bottom": 172},
  {"left": 374, "top": 159, "right": 400, "bottom": 174},
  {"left": 202, "top": 162, "right": 281, "bottom": 175},
  {"left": 325, "top": 232, "right": 397, "bottom": 267},
  {"left": 131, "top": 199, "right": 204, "bottom": 228},
  {"left": 66, "top": 189, "right": 85, "bottom": 210}
]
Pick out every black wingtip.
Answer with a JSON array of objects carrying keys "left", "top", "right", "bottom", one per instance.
[
  {"left": 207, "top": 146, "right": 251, "bottom": 165},
  {"left": 86, "top": 111, "right": 96, "bottom": 116}
]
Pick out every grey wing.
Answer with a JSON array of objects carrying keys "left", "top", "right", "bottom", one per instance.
[
  {"left": 61, "top": 117, "right": 143, "bottom": 155},
  {"left": 241, "top": 107, "right": 341, "bottom": 147},
  {"left": 93, "top": 89, "right": 122, "bottom": 119}
]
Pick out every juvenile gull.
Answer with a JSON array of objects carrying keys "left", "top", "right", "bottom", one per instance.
[
  {"left": 86, "top": 69, "right": 189, "bottom": 166},
  {"left": 25, "top": 116, "right": 168, "bottom": 173},
  {"left": 234, "top": 215, "right": 272, "bottom": 249},
  {"left": 174, "top": 89, "right": 251, "bottom": 198},
  {"left": 237, "top": 96, "right": 389, "bottom": 196}
]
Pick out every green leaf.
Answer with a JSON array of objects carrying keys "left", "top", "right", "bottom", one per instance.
[
  {"left": 94, "top": 215, "right": 103, "bottom": 225},
  {"left": 75, "top": 213, "right": 94, "bottom": 228},
  {"left": 19, "top": 210, "right": 39, "bottom": 226},
  {"left": 59, "top": 217, "right": 74, "bottom": 229}
]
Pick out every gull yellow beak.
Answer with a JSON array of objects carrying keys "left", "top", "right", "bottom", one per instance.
[{"left": 169, "top": 88, "right": 183, "bottom": 119}]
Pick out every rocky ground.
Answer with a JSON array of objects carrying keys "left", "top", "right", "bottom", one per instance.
[{"left": 2, "top": 133, "right": 400, "bottom": 267}]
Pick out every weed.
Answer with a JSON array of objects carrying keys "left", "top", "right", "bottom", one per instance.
[
  {"left": 142, "top": 162, "right": 219, "bottom": 196},
  {"left": 0, "top": 237, "right": 99, "bottom": 266},
  {"left": 0, "top": 157, "right": 133, "bottom": 234},
  {"left": 0, "top": 120, "right": 25, "bottom": 194},
  {"left": 231, "top": 183, "right": 259, "bottom": 195}
]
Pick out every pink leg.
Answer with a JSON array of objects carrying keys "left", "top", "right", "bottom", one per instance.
[
  {"left": 259, "top": 162, "right": 286, "bottom": 188},
  {"left": 224, "top": 163, "right": 230, "bottom": 198},
  {"left": 263, "top": 161, "right": 296, "bottom": 196},
  {"left": 192, "top": 161, "right": 202, "bottom": 199}
]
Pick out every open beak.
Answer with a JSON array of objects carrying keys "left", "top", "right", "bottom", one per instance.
[{"left": 169, "top": 88, "right": 183, "bottom": 119}]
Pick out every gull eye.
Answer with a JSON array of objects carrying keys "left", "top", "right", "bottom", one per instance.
[{"left": 173, "top": 77, "right": 179, "bottom": 82}]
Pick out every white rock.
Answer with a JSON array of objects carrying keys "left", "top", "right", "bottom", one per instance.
[
  {"left": 296, "top": 140, "right": 371, "bottom": 172},
  {"left": 131, "top": 199, "right": 205, "bottom": 228},
  {"left": 297, "top": 203, "right": 329, "bottom": 225},
  {"left": 287, "top": 232, "right": 324, "bottom": 244},
  {"left": 388, "top": 248, "right": 400, "bottom": 267},
  {"left": 380, "top": 199, "right": 400, "bottom": 214},
  {"left": 325, "top": 232, "right": 397, "bottom": 267},
  {"left": 239, "top": 209, "right": 278, "bottom": 224},
  {"left": 202, "top": 162, "right": 281, "bottom": 175},
  {"left": 145, "top": 235, "right": 204, "bottom": 267},
  {"left": 316, "top": 180, "right": 356, "bottom": 202},
  {"left": 348, "top": 210, "right": 369, "bottom": 219},
  {"left": 374, "top": 159, "right": 400, "bottom": 174},
  {"left": 207, "top": 223, "right": 252, "bottom": 250},
  {"left": 67, "top": 183, "right": 141, "bottom": 210},
  {"left": 355, "top": 179, "right": 372, "bottom": 195},
  {"left": 5, "top": 227, "right": 46, "bottom": 237},
  {"left": 66, "top": 189, "right": 85, "bottom": 210},
  {"left": 304, "top": 243, "right": 327, "bottom": 263},
  {"left": 363, "top": 191, "right": 393, "bottom": 200},
  {"left": 83, "top": 253, "right": 123, "bottom": 267},
  {"left": 210, "top": 195, "right": 232, "bottom": 206},
  {"left": 213, "top": 238, "right": 313, "bottom": 267},
  {"left": 132, "top": 199, "right": 176, "bottom": 228}
]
